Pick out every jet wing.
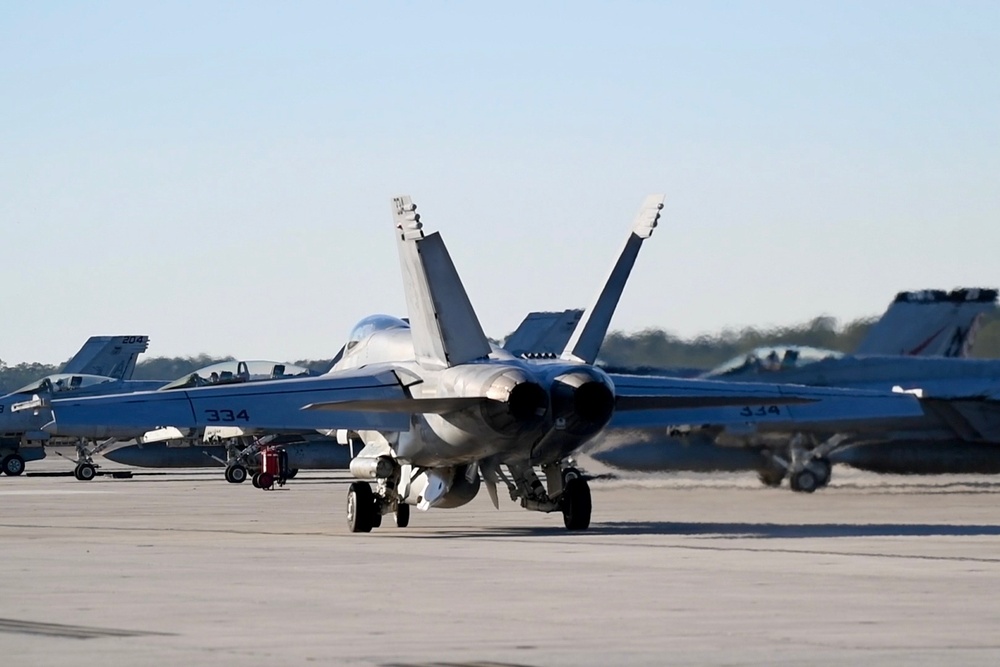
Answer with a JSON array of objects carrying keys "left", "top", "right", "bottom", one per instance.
[
  {"left": 608, "top": 374, "right": 925, "bottom": 431},
  {"left": 44, "top": 369, "right": 410, "bottom": 439}
]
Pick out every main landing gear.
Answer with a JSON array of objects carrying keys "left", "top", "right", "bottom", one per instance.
[
  {"left": 225, "top": 464, "right": 248, "bottom": 484},
  {"left": 66, "top": 437, "right": 119, "bottom": 481},
  {"left": 2, "top": 453, "right": 26, "bottom": 477},
  {"left": 757, "top": 436, "right": 841, "bottom": 493}
]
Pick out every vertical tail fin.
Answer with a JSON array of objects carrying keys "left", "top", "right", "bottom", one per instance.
[
  {"left": 60, "top": 335, "right": 150, "bottom": 379},
  {"left": 561, "top": 195, "right": 664, "bottom": 364},
  {"left": 392, "top": 196, "right": 491, "bottom": 369},
  {"left": 503, "top": 309, "right": 584, "bottom": 358},
  {"left": 855, "top": 288, "right": 998, "bottom": 357}
]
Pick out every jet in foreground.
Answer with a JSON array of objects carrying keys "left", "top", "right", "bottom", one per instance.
[
  {"left": 100, "top": 319, "right": 584, "bottom": 481},
  {"left": 44, "top": 195, "right": 922, "bottom": 531},
  {"left": 0, "top": 335, "right": 157, "bottom": 478}
]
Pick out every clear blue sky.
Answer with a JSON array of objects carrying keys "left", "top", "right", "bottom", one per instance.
[{"left": 2, "top": 1, "right": 998, "bottom": 365}]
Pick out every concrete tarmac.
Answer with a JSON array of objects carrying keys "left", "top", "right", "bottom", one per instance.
[{"left": 3, "top": 458, "right": 1000, "bottom": 666}]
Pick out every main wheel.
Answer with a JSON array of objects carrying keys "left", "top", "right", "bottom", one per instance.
[
  {"left": 789, "top": 469, "right": 818, "bottom": 493},
  {"left": 810, "top": 458, "right": 832, "bottom": 488},
  {"left": 395, "top": 503, "right": 410, "bottom": 528},
  {"left": 251, "top": 472, "right": 262, "bottom": 488},
  {"left": 561, "top": 477, "right": 592, "bottom": 531},
  {"left": 757, "top": 466, "right": 785, "bottom": 488},
  {"left": 75, "top": 463, "right": 96, "bottom": 481},
  {"left": 347, "top": 482, "right": 375, "bottom": 533},
  {"left": 1, "top": 454, "right": 25, "bottom": 477},
  {"left": 285, "top": 468, "right": 299, "bottom": 479},
  {"left": 225, "top": 465, "right": 248, "bottom": 484}
]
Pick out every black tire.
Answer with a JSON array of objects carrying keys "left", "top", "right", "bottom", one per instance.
[
  {"left": 347, "top": 482, "right": 374, "bottom": 533},
  {"left": 1, "top": 454, "right": 25, "bottom": 477},
  {"left": 790, "top": 469, "right": 818, "bottom": 493},
  {"left": 561, "top": 477, "right": 592, "bottom": 531},
  {"left": 395, "top": 503, "right": 410, "bottom": 528},
  {"left": 757, "top": 466, "right": 785, "bottom": 488},
  {"left": 76, "top": 463, "right": 96, "bottom": 482},
  {"left": 251, "top": 473, "right": 262, "bottom": 488},
  {"left": 811, "top": 458, "right": 832, "bottom": 487},
  {"left": 285, "top": 468, "right": 299, "bottom": 479},
  {"left": 225, "top": 465, "right": 248, "bottom": 484}
]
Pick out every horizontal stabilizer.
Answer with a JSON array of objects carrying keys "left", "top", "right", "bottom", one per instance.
[
  {"left": 616, "top": 394, "right": 816, "bottom": 411},
  {"left": 305, "top": 396, "right": 496, "bottom": 414},
  {"left": 608, "top": 374, "right": 924, "bottom": 431},
  {"left": 45, "top": 370, "right": 412, "bottom": 439}
]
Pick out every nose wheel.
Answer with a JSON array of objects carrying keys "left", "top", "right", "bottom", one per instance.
[{"left": 74, "top": 463, "right": 97, "bottom": 481}]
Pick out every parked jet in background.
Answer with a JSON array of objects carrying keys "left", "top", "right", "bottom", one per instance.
[
  {"left": 44, "top": 195, "right": 922, "bottom": 532},
  {"left": 855, "top": 287, "right": 996, "bottom": 357},
  {"left": 592, "top": 288, "right": 1000, "bottom": 491},
  {"left": 0, "top": 335, "right": 155, "bottom": 478}
]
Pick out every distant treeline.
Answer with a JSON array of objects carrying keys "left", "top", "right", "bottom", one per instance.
[{"left": 4, "top": 312, "right": 1000, "bottom": 395}]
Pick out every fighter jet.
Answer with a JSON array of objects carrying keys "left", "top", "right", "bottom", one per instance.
[
  {"left": 99, "top": 321, "right": 581, "bottom": 481},
  {"left": 593, "top": 288, "right": 1000, "bottom": 491},
  {"left": 0, "top": 335, "right": 157, "bottom": 478},
  {"left": 99, "top": 359, "right": 327, "bottom": 483},
  {"left": 44, "top": 195, "right": 922, "bottom": 531}
]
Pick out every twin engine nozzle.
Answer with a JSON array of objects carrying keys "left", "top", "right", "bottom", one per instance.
[
  {"left": 548, "top": 368, "right": 616, "bottom": 437},
  {"left": 442, "top": 364, "right": 616, "bottom": 438}
]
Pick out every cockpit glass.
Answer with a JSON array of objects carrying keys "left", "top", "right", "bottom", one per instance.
[
  {"left": 12, "top": 373, "right": 116, "bottom": 395},
  {"left": 345, "top": 315, "right": 409, "bottom": 351},
  {"left": 159, "top": 360, "right": 314, "bottom": 391},
  {"left": 707, "top": 346, "right": 843, "bottom": 377}
]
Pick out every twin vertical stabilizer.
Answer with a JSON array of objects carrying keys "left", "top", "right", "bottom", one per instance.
[
  {"left": 392, "top": 196, "right": 492, "bottom": 369},
  {"left": 60, "top": 335, "right": 150, "bottom": 379},
  {"left": 561, "top": 195, "right": 665, "bottom": 365}
]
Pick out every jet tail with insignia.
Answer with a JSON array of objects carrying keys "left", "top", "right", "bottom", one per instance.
[
  {"left": 855, "top": 288, "right": 997, "bottom": 358},
  {"left": 60, "top": 335, "right": 150, "bottom": 380}
]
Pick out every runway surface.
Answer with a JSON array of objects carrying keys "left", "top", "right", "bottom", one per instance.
[{"left": 3, "top": 457, "right": 1000, "bottom": 666}]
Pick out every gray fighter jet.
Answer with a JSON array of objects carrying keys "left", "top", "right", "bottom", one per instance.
[
  {"left": 44, "top": 195, "right": 922, "bottom": 531},
  {"left": 593, "top": 288, "right": 1000, "bottom": 491},
  {"left": 0, "top": 335, "right": 157, "bottom": 478},
  {"left": 99, "top": 321, "right": 583, "bottom": 481}
]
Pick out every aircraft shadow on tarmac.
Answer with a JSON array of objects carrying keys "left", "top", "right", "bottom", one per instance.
[{"left": 408, "top": 521, "right": 1000, "bottom": 539}]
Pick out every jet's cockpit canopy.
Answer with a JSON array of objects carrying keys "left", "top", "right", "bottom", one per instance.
[
  {"left": 345, "top": 314, "right": 410, "bottom": 352},
  {"left": 159, "top": 360, "right": 314, "bottom": 391},
  {"left": 12, "top": 373, "right": 116, "bottom": 395},
  {"left": 705, "top": 345, "right": 844, "bottom": 378}
]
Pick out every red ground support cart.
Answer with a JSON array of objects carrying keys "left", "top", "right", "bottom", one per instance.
[{"left": 252, "top": 446, "right": 289, "bottom": 490}]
